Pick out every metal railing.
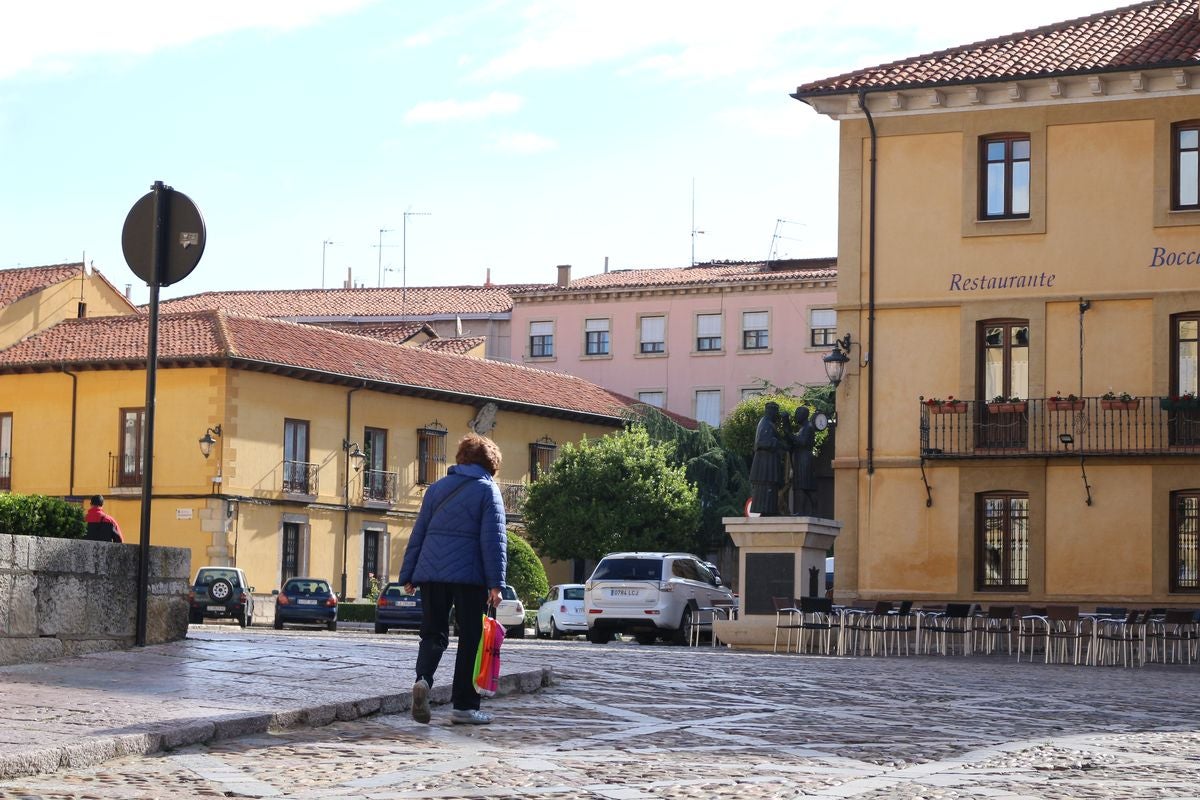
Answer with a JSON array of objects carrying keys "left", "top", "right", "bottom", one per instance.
[
  {"left": 361, "top": 469, "right": 399, "bottom": 504},
  {"left": 0, "top": 454, "right": 9, "bottom": 491},
  {"left": 108, "top": 453, "right": 142, "bottom": 487},
  {"left": 921, "top": 396, "right": 1200, "bottom": 458},
  {"left": 496, "top": 480, "right": 527, "bottom": 517},
  {"left": 282, "top": 460, "right": 319, "bottom": 495}
]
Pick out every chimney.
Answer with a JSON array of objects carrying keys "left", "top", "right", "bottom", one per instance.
[
  {"left": 604, "top": 256, "right": 609, "bottom": 274},
  {"left": 124, "top": 284, "right": 132, "bottom": 299},
  {"left": 344, "top": 267, "right": 352, "bottom": 289},
  {"left": 556, "top": 264, "right": 571, "bottom": 287},
  {"left": 484, "top": 267, "right": 493, "bottom": 287}
]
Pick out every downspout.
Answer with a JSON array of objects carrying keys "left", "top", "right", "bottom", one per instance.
[
  {"left": 341, "top": 383, "right": 365, "bottom": 599},
  {"left": 61, "top": 367, "right": 78, "bottom": 494},
  {"left": 858, "top": 89, "right": 878, "bottom": 475}
]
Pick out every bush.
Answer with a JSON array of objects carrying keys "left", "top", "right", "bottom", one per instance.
[
  {"left": 507, "top": 530, "right": 549, "bottom": 607},
  {"left": 0, "top": 494, "right": 86, "bottom": 538},
  {"left": 338, "top": 602, "right": 377, "bottom": 623}
]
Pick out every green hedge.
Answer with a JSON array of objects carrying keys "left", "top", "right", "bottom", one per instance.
[
  {"left": 0, "top": 494, "right": 86, "bottom": 539},
  {"left": 339, "top": 602, "right": 377, "bottom": 623}
]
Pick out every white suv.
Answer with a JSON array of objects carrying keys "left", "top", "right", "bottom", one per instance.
[{"left": 584, "top": 552, "right": 733, "bottom": 645}]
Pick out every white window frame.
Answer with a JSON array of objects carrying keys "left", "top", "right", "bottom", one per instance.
[
  {"left": 584, "top": 317, "right": 611, "bottom": 357},
  {"left": 529, "top": 320, "right": 554, "bottom": 359},
  {"left": 637, "top": 390, "right": 666, "bottom": 409},
  {"left": 694, "top": 389, "right": 722, "bottom": 427},
  {"left": 741, "top": 310, "right": 770, "bottom": 351},
  {"left": 810, "top": 308, "right": 837, "bottom": 348},
  {"left": 695, "top": 313, "right": 723, "bottom": 353},
  {"left": 639, "top": 315, "right": 666, "bottom": 355}
]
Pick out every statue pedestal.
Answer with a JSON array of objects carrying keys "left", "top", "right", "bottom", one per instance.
[{"left": 713, "top": 515, "right": 841, "bottom": 650}]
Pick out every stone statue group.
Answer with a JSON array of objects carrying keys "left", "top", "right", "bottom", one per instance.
[{"left": 749, "top": 401, "right": 818, "bottom": 517}]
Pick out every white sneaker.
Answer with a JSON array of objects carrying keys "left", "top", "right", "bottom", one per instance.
[
  {"left": 412, "top": 679, "right": 431, "bottom": 724},
  {"left": 450, "top": 708, "right": 493, "bottom": 725}
]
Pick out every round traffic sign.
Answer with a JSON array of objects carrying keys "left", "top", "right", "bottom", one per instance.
[{"left": 121, "top": 183, "right": 206, "bottom": 287}]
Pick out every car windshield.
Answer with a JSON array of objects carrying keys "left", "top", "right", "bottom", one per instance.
[
  {"left": 563, "top": 587, "right": 585, "bottom": 601},
  {"left": 197, "top": 569, "right": 241, "bottom": 587},
  {"left": 284, "top": 580, "right": 330, "bottom": 595},
  {"left": 382, "top": 584, "right": 417, "bottom": 598},
  {"left": 591, "top": 558, "right": 663, "bottom": 582},
  {"left": 500, "top": 586, "right": 517, "bottom": 600}
]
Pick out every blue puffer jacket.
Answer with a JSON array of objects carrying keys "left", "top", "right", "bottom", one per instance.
[{"left": 398, "top": 463, "right": 507, "bottom": 588}]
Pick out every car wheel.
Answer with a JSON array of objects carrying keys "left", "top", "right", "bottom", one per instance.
[
  {"left": 509, "top": 624, "right": 525, "bottom": 639},
  {"left": 208, "top": 578, "right": 234, "bottom": 604},
  {"left": 550, "top": 618, "right": 563, "bottom": 640},
  {"left": 672, "top": 607, "right": 693, "bottom": 646},
  {"left": 375, "top": 623, "right": 387, "bottom": 634},
  {"left": 587, "top": 629, "right": 610, "bottom": 645},
  {"left": 238, "top": 609, "right": 250, "bottom": 628},
  {"left": 327, "top": 620, "right": 338, "bottom": 632},
  {"left": 635, "top": 632, "right": 657, "bottom": 646},
  {"left": 273, "top": 616, "right": 283, "bottom": 630},
  {"left": 534, "top": 617, "right": 545, "bottom": 638}
]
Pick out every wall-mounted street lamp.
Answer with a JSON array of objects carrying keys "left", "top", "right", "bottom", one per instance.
[
  {"left": 198, "top": 425, "right": 222, "bottom": 459},
  {"left": 823, "top": 334, "right": 854, "bottom": 387}
]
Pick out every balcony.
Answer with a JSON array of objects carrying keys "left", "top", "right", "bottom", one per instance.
[
  {"left": 495, "top": 480, "right": 527, "bottom": 517},
  {"left": 921, "top": 396, "right": 1200, "bottom": 459},
  {"left": 108, "top": 453, "right": 142, "bottom": 488},
  {"left": 361, "top": 469, "right": 399, "bottom": 505},
  {"left": 0, "top": 454, "right": 9, "bottom": 491},
  {"left": 282, "top": 460, "right": 319, "bottom": 495}
]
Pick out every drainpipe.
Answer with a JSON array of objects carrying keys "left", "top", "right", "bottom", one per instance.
[
  {"left": 341, "top": 383, "right": 364, "bottom": 599},
  {"left": 858, "top": 89, "right": 878, "bottom": 475},
  {"left": 61, "top": 367, "right": 78, "bottom": 494}
]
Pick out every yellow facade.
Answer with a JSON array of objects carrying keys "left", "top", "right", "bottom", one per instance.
[
  {"left": 0, "top": 267, "right": 135, "bottom": 350},
  {"left": 810, "top": 80, "right": 1200, "bottom": 606},
  {"left": 0, "top": 363, "right": 615, "bottom": 597}
]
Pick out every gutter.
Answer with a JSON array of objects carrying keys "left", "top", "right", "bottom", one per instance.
[
  {"left": 858, "top": 89, "right": 878, "bottom": 475},
  {"left": 60, "top": 366, "right": 78, "bottom": 494}
]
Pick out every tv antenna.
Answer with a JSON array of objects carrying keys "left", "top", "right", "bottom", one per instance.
[
  {"left": 402, "top": 209, "right": 431, "bottom": 317},
  {"left": 768, "top": 218, "right": 805, "bottom": 262},
  {"left": 321, "top": 240, "right": 340, "bottom": 289},
  {"left": 691, "top": 178, "right": 705, "bottom": 266}
]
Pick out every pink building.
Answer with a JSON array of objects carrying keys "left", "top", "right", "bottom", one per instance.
[{"left": 510, "top": 259, "right": 838, "bottom": 426}]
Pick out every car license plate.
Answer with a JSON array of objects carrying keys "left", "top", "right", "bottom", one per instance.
[
  {"left": 609, "top": 588, "right": 640, "bottom": 597},
  {"left": 206, "top": 605, "right": 224, "bottom": 612},
  {"left": 298, "top": 599, "right": 318, "bottom": 605},
  {"left": 397, "top": 600, "right": 416, "bottom": 607}
]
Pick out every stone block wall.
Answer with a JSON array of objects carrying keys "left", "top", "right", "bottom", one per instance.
[{"left": 0, "top": 534, "right": 191, "bottom": 665}]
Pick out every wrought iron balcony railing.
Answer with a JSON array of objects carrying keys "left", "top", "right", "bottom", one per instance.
[
  {"left": 108, "top": 453, "right": 142, "bottom": 487},
  {"left": 282, "top": 460, "right": 319, "bottom": 495},
  {"left": 921, "top": 396, "right": 1200, "bottom": 458},
  {"left": 0, "top": 454, "right": 10, "bottom": 491},
  {"left": 495, "top": 480, "right": 527, "bottom": 517},
  {"left": 361, "top": 469, "right": 399, "bottom": 505}
]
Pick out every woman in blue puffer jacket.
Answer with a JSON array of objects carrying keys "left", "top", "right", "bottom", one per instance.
[{"left": 399, "top": 433, "right": 507, "bottom": 725}]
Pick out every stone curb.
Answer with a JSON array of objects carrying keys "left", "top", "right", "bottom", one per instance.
[{"left": 0, "top": 666, "right": 555, "bottom": 780}]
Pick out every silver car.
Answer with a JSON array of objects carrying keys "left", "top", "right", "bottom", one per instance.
[{"left": 584, "top": 552, "right": 733, "bottom": 645}]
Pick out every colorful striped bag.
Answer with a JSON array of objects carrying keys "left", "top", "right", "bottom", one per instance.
[{"left": 473, "top": 610, "right": 506, "bottom": 696}]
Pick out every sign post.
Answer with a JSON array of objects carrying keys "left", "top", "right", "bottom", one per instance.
[{"left": 122, "top": 181, "right": 205, "bottom": 646}]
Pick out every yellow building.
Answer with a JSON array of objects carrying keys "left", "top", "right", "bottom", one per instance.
[
  {"left": 0, "top": 263, "right": 137, "bottom": 351},
  {"left": 794, "top": 1, "right": 1200, "bottom": 607},
  {"left": 0, "top": 308, "right": 629, "bottom": 597}
]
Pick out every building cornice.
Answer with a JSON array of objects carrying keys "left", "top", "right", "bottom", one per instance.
[{"left": 512, "top": 277, "right": 836, "bottom": 305}]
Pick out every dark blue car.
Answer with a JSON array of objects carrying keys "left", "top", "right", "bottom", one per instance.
[
  {"left": 273, "top": 577, "right": 338, "bottom": 631},
  {"left": 375, "top": 582, "right": 422, "bottom": 633}
]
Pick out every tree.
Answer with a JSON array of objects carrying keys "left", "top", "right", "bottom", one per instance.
[
  {"left": 524, "top": 425, "right": 701, "bottom": 561},
  {"left": 506, "top": 530, "right": 548, "bottom": 607}
]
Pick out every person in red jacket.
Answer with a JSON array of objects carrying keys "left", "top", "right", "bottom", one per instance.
[{"left": 85, "top": 495, "right": 123, "bottom": 542}]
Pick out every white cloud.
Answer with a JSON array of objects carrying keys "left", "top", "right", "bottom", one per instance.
[
  {"left": 489, "top": 131, "right": 557, "bottom": 154},
  {"left": 0, "top": 0, "right": 376, "bottom": 81},
  {"left": 404, "top": 92, "right": 525, "bottom": 124}
]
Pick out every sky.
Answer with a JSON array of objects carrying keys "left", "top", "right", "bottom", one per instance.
[{"left": 1, "top": 0, "right": 1109, "bottom": 304}]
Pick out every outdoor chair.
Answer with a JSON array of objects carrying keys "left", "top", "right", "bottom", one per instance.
[
  {"left": 1038, "top": 605, "right": 1091, "bottom": 665},
  {"left": 1094, "top": 609, "right": 1149, "bottom": 668},
  {"left": 771, "top": 596, "right": 803, "bottom": 654},
  {"left": 1146, "top": 609, "right": 1198, "bottom": 665},
  {"left": 690, "top": 602, "right": 737, "bottom": 648},
  {"left": 838, "top": 601, "right": 877, "bottom": 655},
  {"left": 974, "top": 606, "right": 1015, "bottom": 655},
  {"left": 797, "top": 596, "right": 837, "bottom": 655},
  {"left": 923, "top": 602, "right": 974, "bottom": 656}
]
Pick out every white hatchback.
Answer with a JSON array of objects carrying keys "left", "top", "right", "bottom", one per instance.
[
  {"left": 495, "top": 585, "right": 526, "bottom": 638},
  {"left": 535, "top": 584, "right": 586, "bottom": 638},
  {"left": 584, "top": 552, "right": 734, "bottom": 645}
]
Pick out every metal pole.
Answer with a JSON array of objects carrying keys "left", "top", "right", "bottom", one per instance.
[{"left": 136, "top": 180, "right": 168, "bottom": 647}]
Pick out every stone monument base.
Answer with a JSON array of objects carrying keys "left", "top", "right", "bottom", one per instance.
[{"left": 713, "top": 515, "right": 840, "bottom": 650}]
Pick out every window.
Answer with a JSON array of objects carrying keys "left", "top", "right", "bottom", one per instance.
[
  {"left": 0, "top": 412, "right": 10, "bottom": 491},
  {"left": 283, "top": 419, "right": 311, "bottom": 494},
  {"left": 810, "top": 309, "right": 837, "bottom": 347},
  {"left": 529, "top": 437, "right": 557, "bottom": 480},
  {"left": 585, "top": 318, "right": 610, "bottom": 356},
  {"left": 282, "top": 522, "right": 301, "bottom": 584},
  {"left": 741, "top": 387, "right": 764, "bottom": 400},
  {"left": 1171, "top": 490, "right": 1200, "bottom": 592},
  {"left": 742, "top": 311, "right": 769, "bottom": 350},
  {"left": 119, "top": 408, "right": 145, "bottom": 487},
  {"left": 637, "top": 391, "right": 665, "bottom": 408},
  {"left": 363, "top": 427, "right": 388, "bottom": 502},
  {"left": 417, "top": 422, "right": 447, "bottom": 485},
  {"left": 696, "top": 313, "right": 722, "bottom": 352},
  {"left": 976, "top": 492, "right": 1028, "bottom": 591},
  {"left": 362, "top": 529, "right": 381, "bottom": 595},
  {"left": 529, "top": 321, "right": 554, "bottom": 358},
  {"left": 1173, "top": 121, "right": 1200, "bottom": 210},
  {"left": 1170, "top": 314, "right": 1200, "bottom": 446},
  {"left": 978, "top": 320, "right": 1029, "bottom": 448},
  {"left": 980, "top": 134, "right": 1030, "bottom": 219},
  {"left": 695, "top": 390, "right": 721, "bottom": 428},
  {"left": 639, "top": 315, "right": 665, "bottom": 354}
]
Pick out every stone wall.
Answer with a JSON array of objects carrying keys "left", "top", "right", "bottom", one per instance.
[{"left": 0, "top": 534, "right": 191, "bottom": 665}]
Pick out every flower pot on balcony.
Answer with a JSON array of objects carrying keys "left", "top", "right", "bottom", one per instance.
[
  {"left": 928, "top": 402, "right": 968, "bottom": 414},
  {"left": 1101, "top": 399, "right": 1140, "bottom": 411},
  {"left": 1161, "top": 397, "right": 1199, "bottom": 411},
  {"left": 1047, "top": 399, "right": 1085, "bottom": 412},
  {"left": 987, "top": 401, "right": 1027, "bottom": 414}
]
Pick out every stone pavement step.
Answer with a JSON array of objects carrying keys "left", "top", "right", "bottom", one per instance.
[{"left": 0, "top": 628, "right": 552, "bottom": 780}]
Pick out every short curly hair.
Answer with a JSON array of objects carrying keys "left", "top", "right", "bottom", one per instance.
[{"left": 455, "top": 433, "right": 502, "bottom": 475}]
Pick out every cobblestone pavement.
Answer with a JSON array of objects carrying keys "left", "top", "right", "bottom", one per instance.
[{"left": 2, "top": 632, "right": 1199, "bottom": 799}]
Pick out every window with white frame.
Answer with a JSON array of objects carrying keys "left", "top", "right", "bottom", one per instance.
[
  {"left": 694, "top": 390, "right": 722, "bottom": 427},
  {"left": 742, "top": 311, "right": 769, "bottom": 350},
  {"left": 741, "top": 387, "right": 764, "bottom": 401},
  {"left": 585, "top": 318, "right": 610, "bottom": 356},
  {"left": 637, "top": 391, "right": 665, "bottom": 408},
  {"left": 810, "top": 309, "right": 837, "bottom": 347},
  {"left": 696, "top": 313, "right": 722, "bottom": 352},
  {"left": 529, "top": 321, "right": 554, "bottom": 358},
  {"left": 640, "top": 315, "right": 665, "bottom": 354}
]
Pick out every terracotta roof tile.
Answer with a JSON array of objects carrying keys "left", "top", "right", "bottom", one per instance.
[
  {"left": 307, "top": 321, "right": 433, "bottom": 344},
  {"left": 156, "top": 285, "right": 550, "bottom": 318},
  {"left": 794, "top": 0, "right": 1200, "bottom": 96},
  {"left": 0, "top": 263, "right": 84, "bottom": 308},
  {"left": 419, "top": 337, "right": 487, "bottom": 355},
  {"left": 513, "top": 258, "right": 837, "bottom": 294},
  {"left": 0, "top": 310, "right": 633, "bottom": 422}
]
